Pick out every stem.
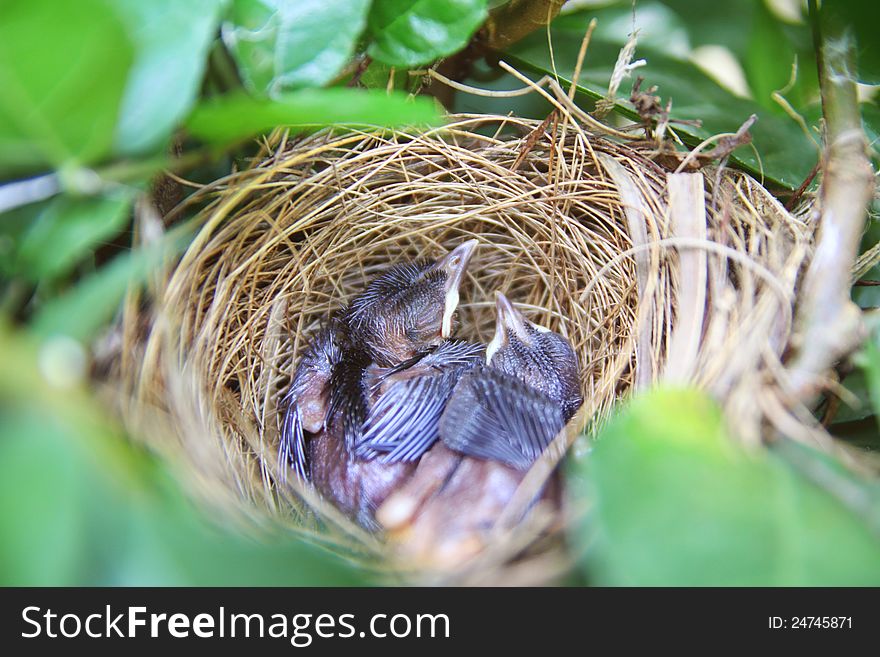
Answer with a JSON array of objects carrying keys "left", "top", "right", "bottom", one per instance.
[
  {"left": 786, "top": 5, "right": 875, "bottom": 402},
  {"left": 485, "top": 0, "right": 566, "bottom": 51},
  {"left": 0, "top": 147, "right": 223, "bottom": 215},
  {"left": 0, "top": 173, "right": 60, "bottom": 214},
  {"left": 208, "top": 40, "right": 243, "bottom": 93}
]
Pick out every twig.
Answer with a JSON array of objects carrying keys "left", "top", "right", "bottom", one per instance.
[
  {"left": 0, "top": 173, "right": 60, "bottom": 214},
  {"left": 784, "top": 159, "right": 821, "bottom": 210},
  {"left": 568, "top": 19, "right": 597, "bottom": 101},
  {"left": 786, "top": 5, "right": 875, "bottom": 402}
]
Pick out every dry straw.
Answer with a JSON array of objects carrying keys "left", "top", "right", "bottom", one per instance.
[{"left": 111, "top": 83, "right": 822, "bottom": 581}]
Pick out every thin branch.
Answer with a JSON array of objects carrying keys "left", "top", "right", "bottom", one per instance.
[
  {"left": 786, "top": 6, "right": 875, "bottom": 402},
  {"left": 0, "top": 173, "right": 60, "bottom": 214}
]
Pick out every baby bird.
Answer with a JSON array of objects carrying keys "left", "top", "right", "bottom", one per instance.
[
  {"left": 360, "top": 291, "right": 582, "bottom": 469},
  {"left": 356, "top": 339, "right": 484, "bottom": 462},
  {"left": 440, "top": 291, "right": 583, "bottom": 469},
  {"left": 373, "top": 292, "right": 583, "bottom": 564},
  {"left": 279, "top": 239, "right": 478, "bottom": 522}
]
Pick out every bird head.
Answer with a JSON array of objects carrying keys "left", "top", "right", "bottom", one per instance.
[
  {"left": 345, "top": 239, "right": 478, "bottom": 366},
  {"left": 486, "top": 292, "right": 583, "bottom": 420}
]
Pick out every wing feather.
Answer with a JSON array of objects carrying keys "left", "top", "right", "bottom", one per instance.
[
  {"left": 440, "top": 369, "right": 565, "bottom": 470},
  {"left": 357, "top": 341, "right": 482, "bottom": 462}
]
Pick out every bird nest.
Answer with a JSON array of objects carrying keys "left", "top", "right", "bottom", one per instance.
[{"left": 113, "top": 110, "right": 815, "bottom": 583}]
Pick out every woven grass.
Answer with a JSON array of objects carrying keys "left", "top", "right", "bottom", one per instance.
[{"left": 113, "top": 104, "right": 815, "bottom": 582}]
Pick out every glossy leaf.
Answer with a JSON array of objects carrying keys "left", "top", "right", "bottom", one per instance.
[
  {"left": 368, "top": 0, "right": 489, "bottom": 67},
  {"left": 571, "top": 389, "right": 880, "bottom": 585},
  {"left": 187, "top": 89, "right": 441, "bottom": 143},
  {"left": 223, "top": 0, "right": 371, "bottom": 96},
  {"left": 10, "top": 192, "right": 134, "bottom": 281},
  {"left": 112, "top": 0, "right": 226, "bottom": 155},
  {"left": 745, "top": 1, "right": 797, "bottom": 109},
  {"left": 0, "top": 0, "right": 133, "bottom": 174}
]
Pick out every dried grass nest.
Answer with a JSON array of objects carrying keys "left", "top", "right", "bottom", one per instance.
[{"left": 114, "top": 107, "right": 818, "bottom": 583}]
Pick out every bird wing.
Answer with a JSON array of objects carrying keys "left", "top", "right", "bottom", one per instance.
[
  {"left": 357, "top": 341, "right": 483, "bottom": 462},
  {"left": 327, "top": 348, "right": 371, "bottom": 451},
  {"left": 279, "top": 325, "right": 341, "bottom": 479},
  {"left": 279, "top": 390, "right": 309, "bottom": 480},
  {"left": 358, "top": 370, "right": 460, "bottom": 462},
  {"left": 439, "top": 369, "right": 565, "bottom": 470}
]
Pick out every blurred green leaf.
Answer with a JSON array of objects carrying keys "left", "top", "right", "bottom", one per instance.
[
  {"left": 505, "top": 14, "right": 819, "bottom": 188},
  {"left": 862, "top": 102, "right": 880, "bottom": 165},
  {"left": 746, "top": 1, "right": 796, "bottom": 109},
  {"left": 367, "top": 0, "right": 489, "bottom": 67},
  {"left": 655, "top": 0, "right": 757, "bottom": 59},
  {"left": 572, "top": 388, "right": 880, "bottom": 585},
  {"left": 0, "top": 411, "right": 90, "bottom": 585},
  {"left": 563, "top": 0, "right": 691, "bottom": 57},
  {"left": 187, "top": 89, "right": 441, "bottom": 143},
  {"left": 359, "top": 60, "right": 413, "bottom": 91},
  {"left": 0, "top": 325, "right": 366, "bottom": 586},
  {"left": 223, "top": 0, "right": 370, "bottom": 96},
  {"left": 31, "top": 223, "right": 193, "bottom": 341},
  {"left": 825, "top": 0, "right": 880, "bottom": 85},
  {"left": 856, "top": 318, "right": 880, "bottom": 428},
  {"left": 771, "top": 437, "right": 880, "bottom": 536},
  {"left": 112, "top": 0, "right": 226, "bottom": 156},
  {"left": 9, "top": 192, "right": 134, "bottom": 281},
  {"left": 828, "top": 369, "right": 876, "bottom": 425},
  {"left": 0, "top": 0, "right": 134, "bottom": 175}
]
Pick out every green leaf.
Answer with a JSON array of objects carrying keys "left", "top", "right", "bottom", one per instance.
[
  {"left": 563, "top": 0, "right": 691, "bottom": 58},
  {"left": 31, "top": 224, "right": 193, "bottom": 341},
  {"left": 771, "top": 438, "right": 880, "bottom": 536},
  {"left": 855, "top": 317, "right": 880, "bottom": 428},
  {"left": 505, "top": 17, "right": 819, "bottom": 188},
  {"left": 112, "top": 0, "right": 226, "bottom": 156},
  {"left": 571, "top": 388, "right": 880, "bottom": 585},
  {"left": 223, "top": 0, "right": 370, "bottom": 96},
  {"left": 828, "top": 369, "right": 875, "bottom": 425},
  {"left": 0, "top": 410, "right": 90, "bottom": 585},
  {"left": 824, "top": 0, "right": 880, "bottom": 85},
  {"left": 187, "top": 89, "right": 441, "bottom": 144},
  {"left": 652, "top": 0, "right": 757, "bottom": 61},
  {"left": 10, "top": 192, "right": 134, "bottom": 281},
  {"left": 359, "top": 60, "right": 413, "bottom": 91},
  {"left": 862, "top": 102, "right": 880, "bottom": 168},
  {"left": 368, "top": 0, "right": 489, "bottom": 67},
  {"left": 0, "top": 0, "right": 134, "bottom": 174},
  {"left": 0, "top": 326, "right": 365, "bottom": 586},
  {"left": 745, "top": 1, "right": 797, "bottom": 109}
]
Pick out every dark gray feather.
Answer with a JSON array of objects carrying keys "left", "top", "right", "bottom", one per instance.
[{"left": 439, "top": 368, "right": 565, "bottom": 470}]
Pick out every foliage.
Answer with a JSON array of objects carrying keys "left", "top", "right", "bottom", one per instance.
[
  {"left": 570, "top": 389, "right": 880, "bottom": 586},
  {"left": 0, "top": 0, "right": 877, "bottom": 586}
]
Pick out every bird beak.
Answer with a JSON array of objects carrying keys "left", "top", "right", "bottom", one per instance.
[
  {"left": 487, "top": 292, "right": 531, "bottom": 364},
  {"left": 439, "top": 239, "right": 478, "bottom": 338}
]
